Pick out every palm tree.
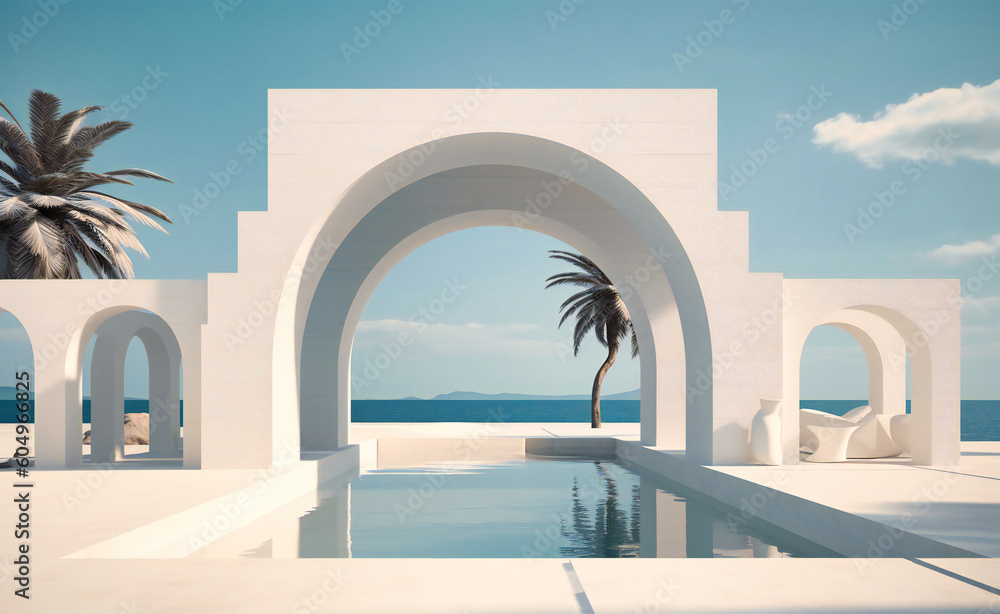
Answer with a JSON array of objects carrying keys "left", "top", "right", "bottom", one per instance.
[
  {"left": 546, "top": 250, "right": 637, "bottom": 428},
  {"left": 0, "top": 90, "right": 172, "bottom": 279}
]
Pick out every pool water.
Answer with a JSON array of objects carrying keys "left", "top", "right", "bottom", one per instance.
[{"left": 193, "top": 458, "right": 837, "bottom": 559}]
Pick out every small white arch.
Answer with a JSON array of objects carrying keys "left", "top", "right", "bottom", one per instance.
[
  {"left": 87, "top": 310, "right": 182, "bottom": 463},
  {"left": 782, "top": 283, "right": 959, "bottom": 466},
  {"left": 798, "top": 309, "right": 908, "bottom": 416}
]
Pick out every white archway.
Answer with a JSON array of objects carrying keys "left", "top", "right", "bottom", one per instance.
[
  {"left": 88, "top": 310, "right": 183, "bottom": 463},
  {"left": 797, "top": 309, "right": 908, "bottom": 417},
  {"left": 276, "top": 136, "right": 713, "bottom": 462},
  {"left": 782, "top": 279, "right": 960, "bottom": 466}
]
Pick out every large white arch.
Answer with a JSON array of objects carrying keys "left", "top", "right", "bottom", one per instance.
[
  {"left": 299, "top": 200, "right": 687, "bottom": 453},
  {"left": 285, "top": 151, "right": 711, "bottom": 460}
]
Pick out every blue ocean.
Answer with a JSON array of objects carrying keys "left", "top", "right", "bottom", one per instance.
[
  {"left": 2, "top": 399, "right": 997, "bottom": 441},
  {"left": 0, "top": 400, "right": 185, "bottom": 426}
]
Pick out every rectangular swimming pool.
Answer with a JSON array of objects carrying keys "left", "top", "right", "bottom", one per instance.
[{"left": 191, "top": 457, "right": 839, "bottom": 559}]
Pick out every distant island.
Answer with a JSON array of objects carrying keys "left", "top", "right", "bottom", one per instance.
[
  {"left": 2, "top": 385, "right": 640, "bottom": 403},
  {"left": 0, "top": 386, "right": 144, "bottom": 401},
  {"left": 393, "top": 389, "right": 640, "bottom": 402}
]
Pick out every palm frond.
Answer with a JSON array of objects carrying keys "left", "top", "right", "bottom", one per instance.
[
  {"left": 0, "top": 196, "right": 32, "bottom": 218},
  {"left": 104, "top": 168, "right": 173, "bottom": 183},
  {"left": 0, "top": 92, "right": 170, "bottom": 279},
  {"left": 0, "top": 159, "right": 28, "bottom": 185},
  {"left": 546, "top": 251, "right": 638, "bottom": 358},
  {"left": 18, "top": 215, "right": 67, "bottom": 277},
  {"left": 0, "top": 98, "right": 25, "bottom": 132},
  {"left": 63, "top": 120, "right": 132, "bottom": 172},
  {"left": 81, "top": 191, "right": 170, "bottom": 230},
  {"left": 4, "top": 239, "right": 34, "bottom": 279},
  {"left": 28, "top": 90, "right": 62, "bottom": 169},
  {"left": 53, "top": 105, "right": 104, "bottom": 146},
  {"left": 0, "top": 119, "right": 40, "bottom": 174}
]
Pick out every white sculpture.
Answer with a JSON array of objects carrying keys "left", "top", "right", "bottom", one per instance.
[
  {"left": 749, "top": 399, "right": 783, "bottom": 465},
  {"left": 800, "top": 406, "right": 903, "bottom": 461},
  {"left": 805, "top": 424, "right": 859, "bottom": 463},
  {"left": 800, "top": 406, "right": 872, "bottom": 452}
]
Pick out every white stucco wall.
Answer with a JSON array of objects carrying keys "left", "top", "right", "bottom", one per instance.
[
  {"left": 201, "top": 88, "right": 782, "bottom": 469},
  {"left": 0, "top": 89, "right": 963, "bottom": 471},
  {"left": 0, "top": 280, "right": 206, "bottom": 468}
]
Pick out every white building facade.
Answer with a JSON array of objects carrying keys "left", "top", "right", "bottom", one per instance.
[{"left": 2, "top": 89, "right": 961, "bottom": 470}]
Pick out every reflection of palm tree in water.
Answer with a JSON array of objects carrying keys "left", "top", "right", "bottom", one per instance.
[{"left": 559, "top": 462, "right": 641, "bottom": 557}]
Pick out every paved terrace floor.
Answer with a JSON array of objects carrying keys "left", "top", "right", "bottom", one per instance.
[{"left": 0, "top": 423, "right": 997, "bottom": 612}]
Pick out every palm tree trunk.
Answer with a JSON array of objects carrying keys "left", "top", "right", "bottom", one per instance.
[{"left": 591, "top": 343, "right": 617, "bottom": 428}]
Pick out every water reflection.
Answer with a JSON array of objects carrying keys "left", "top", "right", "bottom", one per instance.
[
  {"left": 559, "top": 462, "right": 641, "bottom": 558},
  {"left": 557, "top": 460, "right": 804, "bottom": 559},
  {"left": 187, "top": 459, "right": 830, "bottom": 559}
]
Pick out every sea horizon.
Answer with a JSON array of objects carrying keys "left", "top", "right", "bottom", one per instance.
[{"left": 2, "top": 398, "right": 997, "bottom": 442}]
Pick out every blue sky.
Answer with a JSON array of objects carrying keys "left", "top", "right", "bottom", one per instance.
[{"left": 1, "top": 0, "right": 998, "bottom": 399}]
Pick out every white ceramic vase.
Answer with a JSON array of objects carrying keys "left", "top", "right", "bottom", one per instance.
[{"left": 749, "top": 398, "right": 782, "bottom": 465}]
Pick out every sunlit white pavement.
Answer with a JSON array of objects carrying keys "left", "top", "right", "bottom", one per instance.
[{"left": 1, "top": 425, "right": 998, "bottom": 613}]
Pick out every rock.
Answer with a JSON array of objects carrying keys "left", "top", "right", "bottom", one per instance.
[
  {"left": 82, "top": 413, "right": 150, "bottom": 445},
  {"left": 124, "top": 413, "right": 150, "bottom": 445}
]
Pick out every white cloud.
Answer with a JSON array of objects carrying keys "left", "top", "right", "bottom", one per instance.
[
  {"left": 962, "top": 296, "right": 1000, "bottom": 314},
  {"left": 965, "top": 339, "right": 1000, "bottom": 360},
  {"left": 812, "top": 79, "right": 1000, "bottom": 168},
  {"left": 929, "top": 233, "right": 1000, "bottom": 261},
  {"left": 963, "top": 322, "right": 1000, "bottom": 336}
]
